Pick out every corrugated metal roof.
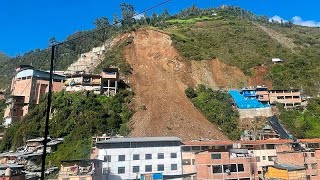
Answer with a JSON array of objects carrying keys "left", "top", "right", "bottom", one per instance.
[
  {"left": 96, "top": 137, "right": 181, "bottom": 144},
  {"left": 272, "top": 164, "right": 305, "bottom": 171}
]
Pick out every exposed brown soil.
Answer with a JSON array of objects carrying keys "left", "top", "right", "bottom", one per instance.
[
  {"left": 249, "top": 65, "right": 273, "bottom": 88},
  {"left": 115, "top": 29, "right": 273, "bottom": 140},
  {"left": 124, "top": 29, "right": 228, "bottom": 140}
]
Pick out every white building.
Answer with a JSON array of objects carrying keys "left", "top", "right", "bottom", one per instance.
[{"left": 95, "top": 137, "right": 183, "bottom": 180}]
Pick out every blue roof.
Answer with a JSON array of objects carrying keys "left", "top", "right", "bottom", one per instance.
[{"left": 229, "top": 90, "right": 270, "bottom": 109}]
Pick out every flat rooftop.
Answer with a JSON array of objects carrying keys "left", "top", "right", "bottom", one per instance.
[{"left": 96, "top": 137, "right": 182, "bottom": 144}]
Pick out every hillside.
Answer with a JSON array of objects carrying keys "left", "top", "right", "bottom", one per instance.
[
  {"left": 1, "top": 5, "right": 320, "bottom": 158},
  {"left": 0, "top": 52, "right": 10, "bottom": 62}
]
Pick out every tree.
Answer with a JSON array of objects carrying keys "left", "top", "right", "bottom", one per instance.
[
  {"left": 94, "top": 17, "right": 110, "bottom": 43},
  {"left": 120, "top": 3, "right": 135, "bottom": 28},
  {"left": 161, "top": 8, "right": 170, "bottom": 20},
  {"left": 94, "top": 17, "right": 110, "bottom": 29}
]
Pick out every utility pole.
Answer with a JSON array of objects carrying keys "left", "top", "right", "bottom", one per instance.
[{"left": 40, "top": 44, "right": 55, "bottom": 180}]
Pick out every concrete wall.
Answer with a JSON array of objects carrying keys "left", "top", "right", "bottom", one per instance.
[{"left": 238, "top": 107, "right": 273, "bottom": 119}]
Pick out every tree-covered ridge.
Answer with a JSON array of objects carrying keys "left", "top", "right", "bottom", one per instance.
[
  {"left": 0, "top": 90, "right": 133, "bottom": 165},
  {"left": 279, "top": 98, "right": 320, "bottom": 139},
  {"left": 0, "top": 52, "right": 10, "bottom": 62},
  {"left": 185, "top": 85, "right": 240, "bottom": 140}
]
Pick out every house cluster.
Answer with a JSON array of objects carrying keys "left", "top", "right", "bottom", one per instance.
[
  {"left": 0, "top": 137, "right": 63, "bottom": 179},
  {"left": 2, "top": 65, "right": 120, "bottom": 127},
  {"left": 53, "top": 136, "right": 320, "bottom": 180},
  {"left": 229, "top": 86, "right": 305, "bottom": 118}
]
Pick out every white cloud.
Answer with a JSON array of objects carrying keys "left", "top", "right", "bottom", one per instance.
[
  {"left": 292, "top": 16, "right": 320, "bottom": 27},
  {"left": 269, "top": 15, "right": 320, "bottom": 27},
  {"left": 269, "top": 15, "right": 287, "bottom": 23}
]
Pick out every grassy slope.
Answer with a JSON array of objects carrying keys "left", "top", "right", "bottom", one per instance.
[
  {"left": 164, "top": 15, "right": 320, "bottom": 95},
  {"left": 165, "top": 16, "right": 293, "bottom": 75},
  {"left": 279, "top": 98, "right": 320, "bottom": 138},
  {"left": 186, "top": 85, "right": 240, "bottom": 140}
]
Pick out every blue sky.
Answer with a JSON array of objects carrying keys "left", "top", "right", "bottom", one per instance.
[{"left": 1, "top": 0, "right": 319, "bottom": 57}]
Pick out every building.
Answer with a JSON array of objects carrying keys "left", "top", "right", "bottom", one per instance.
[
  {"left": 264, "top": 164, "right": 306, "bottom": 180},
  {"left": 0, "top": 164, "right": 25, "bottom": 180},
  {"left": 272, "top": 58, "right": 283, "bottom": 64},
  {"left": 229, "top": 87, "right": 272, "bottom": 118},
  {"left": 65, "top": 73, "right": 102, "bottom": 94},
  {"left": 65, "top": 68, "right": 119, "bottom": 96},
  {"left": 95, "top": 137, "right": 183, "bottom": 180},
  {"left": 3, "top": 65, "right": 65, "bottom": 127},
  {"left": 58, "top": 159, "right": 102, "bottom": 180},
  {"left": 195, "top": 150, "right": 257, "bottom": 180},
  {"left": 268, "top": 89, "right": 302, "bottom": 108}
]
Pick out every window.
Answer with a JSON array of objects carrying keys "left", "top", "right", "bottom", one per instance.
[
  {"left": 182, "top": 159, "right": 191, "bottom": 165},
  {"left": 211, "top": 153, "right": 221, "bottom": 159},
  {"left": 311, "top": 153, "right": 315, "bottom": 157},
  {"left": 311, "top": 163, "right": 317, "bottom": 169},
  {"left": 223, "top": 164, "right": 237, "bottom": 173},
  {"left": 158, "top": 153, "right": 164, "bottom": 159},
  {"left": 262, "top": 156, "right": 266, "bottom": 160},
  {"left": 145, "top": 154, "right": 152, "bottom": 160},
  {"left": 191, "top": 146, "right": 200, "bottom": 151},
  {"left": 268, "top": 156, "right": 276, "bottom": 161},
  {"left": 157, "top": 164, "right": 164, "bottom": 171},
  {"left": 171, "top": 164, "right": 178, "bottom": 170},
  {"left": 171, "top": 153, "right": 177, "bottom": 158},
  {"left": 118, "top": 167, "right": 125, "bottom": 174},
  {"left": 133, "top": 166, "right": 140, "bottom": 173},
  {"left": 304, "top": 153, "right": 308, "bottom": 157},
  {"left": 145, "top": 165, "right": 152, "bottom": 172},
  {"left": 118, "top": 155, "right": 125, "bottom": 161},
  {"left": 133, "top": 154, "right": 140, "bottom": 160},
  {"left": 237, "top": 164, "right": 244, "bottom": 172},
  {"left": 182, "top": 146, "right": 191, "bottom": 152},
  {"left": 104, "top": 155, "right": 111, "bottom": 162},
  {"left": 103, "top": 168, "right": 110, "bottom": 174},
  {"left": 256, "top": 157, "right": 260, "bottom": 162},
  {"left": 304, "top": 164, "right": 308, "bottom": 169},
  {"left": 266, "top": 144, "right": 275, "bottom": 149},
  {"left": 212, "top": 165, "right": 222, "bottom": 173}
]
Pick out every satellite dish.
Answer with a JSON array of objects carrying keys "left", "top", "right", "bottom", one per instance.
[{"left": 225, "top": 169, "right": 231, "bottom": 175}]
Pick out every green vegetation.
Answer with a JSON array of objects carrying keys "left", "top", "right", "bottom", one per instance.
[
  {"left": 185, "top": 85, "right": 240, "bottom": 140},
  {"left": 279, "top": 98, "right": 320, "bottom": 139},
  {"left": 0, "top": 52, "right": 10, "bottom": 62},
  {"left": 0, "top": 100, "right": 5, "bottom": 122},
  {"left": 96, "top": 37, "right": 132, "bottom": 75},
  {"left": 0, "top": 90, "right": 133, "bottom": 165}
]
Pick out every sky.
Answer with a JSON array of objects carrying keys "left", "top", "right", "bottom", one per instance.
[{"left": 0, "top": 0, "right": 319, "bottom": 57}]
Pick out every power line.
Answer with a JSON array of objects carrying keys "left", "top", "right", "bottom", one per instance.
[
  {"left": 55, "top": 0, "right": 171, "bottom": 47},
  {"left": 40, "top": 1, "right": 172, "bottom": 180}
]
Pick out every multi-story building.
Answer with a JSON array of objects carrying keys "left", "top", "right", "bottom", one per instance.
[
  {"left": 3, "top": 65, "right": 65, "bottom": 127},
  {"left": 95, "top": 137, "right": 183, "bottom": 180},
  {"left": 268, "top": 89, "right": 302, "bottom": 108},
  {"left": 64, "top": 68, "right": 119, "bottom": 96},
  {"left": 58, "top": 159, "right": 102, "bottom": 180}
]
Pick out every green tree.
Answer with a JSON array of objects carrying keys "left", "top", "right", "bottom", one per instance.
[{"left": 120, "top": 3, "right": 135, "bottom": 28}]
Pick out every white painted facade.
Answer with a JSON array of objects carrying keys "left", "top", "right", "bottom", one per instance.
[{"left": 95, "top": 137, "right": 183, "bottom": 180}]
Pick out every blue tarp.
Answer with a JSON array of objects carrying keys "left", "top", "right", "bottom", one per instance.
[{"left": 229, "top": 90, "right": 270, "bottom": 109}]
